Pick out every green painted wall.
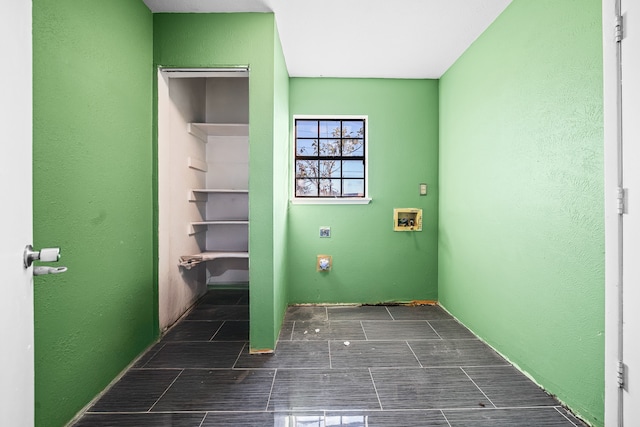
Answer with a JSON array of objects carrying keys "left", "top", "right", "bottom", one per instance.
[
  {"left": 272, "top": 26, "right": 290, "bottom": 336},
  {"left": 288, "top": 78, "right": 439, "bottom": 303},
  {"left": 438, "top": 1, "right": 604, "bottom": 425},
  {"left": 32, "top": 1, "right": 154, "bottom": 426},
  {"left": 154, "top": 13, "right": 286, "bottom": 351}
]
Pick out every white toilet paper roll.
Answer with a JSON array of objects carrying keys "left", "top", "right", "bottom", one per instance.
[{"left": 39, "top": 248, "right": 60, "bottom": 262}]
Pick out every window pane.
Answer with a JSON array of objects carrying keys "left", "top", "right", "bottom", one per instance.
[
  {"left": 319, "top": 160, "right": 341, "bottom": 178},
  {"left": 319, "top": 139, "right": 340, "bottom": 156},
  {"left": 296, "top": 178, "right": 318, "bottom": 196},
  {"left": 296, "top": 120, "right": 318, "bottom": 138},
  {"left": 342, "top": 139, "right": 364, "bottom": 157},
  {"left": 342, "top": 160, "right": 364, "bottom": 178},
  {"left": 319, "top": 179, "right": 341, "bottom": 196},
  {"left": 342, "top": 120, "right": 364, "bottom": 138},
  {"left": 343, "top": 179, "right": 364, "bottom": 197},
  {"left": 319, "top": 120, "right": 341, "bottom": 138},
  {"left": 296, "top": 160, "right": 318, "bottom": 178},
  {"left": 296, "top": 139, "right": 318, "bottom": 156}
]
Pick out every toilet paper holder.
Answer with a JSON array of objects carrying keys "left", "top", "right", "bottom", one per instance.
[{"left": 24, "top": 245, "right": 68, "bottom": 275}]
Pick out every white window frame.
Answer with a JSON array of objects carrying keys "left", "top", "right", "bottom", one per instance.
[{"left": 291, "top": 115, "right": 371, "bottom": 205}]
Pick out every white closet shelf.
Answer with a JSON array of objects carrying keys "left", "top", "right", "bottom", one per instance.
[
  {"left": 187, "top": 122, "right": 249, "bottom": 141},
  {"left": 188, "top": 220, "right": 249, "bottom": 236},
  {"left": 178, "top": 251, "right": 249, "bottom": 269},
  {"left": 189, "top": 189, "right": 249, "bottom": 202}
]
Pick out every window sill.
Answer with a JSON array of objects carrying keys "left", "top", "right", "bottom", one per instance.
[{"left": 290, "top": 197, "right": 372, "bottom": 205}]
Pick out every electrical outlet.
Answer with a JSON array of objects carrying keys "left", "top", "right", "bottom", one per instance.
[{"left": 319, "top": 226, "right": 331, "bottom": 238}]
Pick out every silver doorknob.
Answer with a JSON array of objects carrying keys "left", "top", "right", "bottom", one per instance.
[{"left": 23, "top": 245, "right": 61, "bottom": 268}]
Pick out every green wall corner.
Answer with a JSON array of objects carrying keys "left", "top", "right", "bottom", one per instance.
[
  {"left": 272, "top": 24, "right": 290, "bottom": 340},
  {"left": 438, "top": 0, "right": 604, "bottom": 425},
  {"left": 288, "top": 78, "right": 439, "bottom": 304},
  {"left": 32, "top": 1, "right": 154, "bottom": 425}
]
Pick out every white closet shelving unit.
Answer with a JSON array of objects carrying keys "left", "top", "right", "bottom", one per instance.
[{"left": 186, "top": 121, "right": 249, "bottom": 284}]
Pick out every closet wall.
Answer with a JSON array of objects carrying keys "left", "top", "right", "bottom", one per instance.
[{"left": 158, "top": 71, "right": 249, "bottom": 330}]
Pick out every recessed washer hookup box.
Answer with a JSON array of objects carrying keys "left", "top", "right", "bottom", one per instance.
[{"left": 393, "top": 208, "right": 422, "bottom": 231}]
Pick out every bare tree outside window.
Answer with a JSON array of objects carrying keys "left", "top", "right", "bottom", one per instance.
[{"left": 295, "top": 118, "right": 366, "bottom": 198}]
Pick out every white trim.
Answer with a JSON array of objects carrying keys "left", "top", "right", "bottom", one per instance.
[
  {"left": 291, "top": 115, "right": 370, "bottom": 203},
  {"left": 291, "top": 198, "right": 372, "bottom": 205},
  {"left": 603, "top": 0, "right": 620, "bottom": 425},
  {"left": 159, "top": 67, "right": 249, "bottom": 78}
]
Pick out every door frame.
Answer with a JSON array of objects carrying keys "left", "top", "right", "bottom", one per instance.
[
  {"left": 0, "top": 1, "right": 34, "bottom": 424},
  {"left": 603, "top": 0, "right": 629, "bottom": 425}
]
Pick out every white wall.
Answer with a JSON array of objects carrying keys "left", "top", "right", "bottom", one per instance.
[
  {"left": 206, "top": 77, "right": 249, "bottom": 123},
  {"left": 158, "top": 73, "right": 208, "bottom": 330}
]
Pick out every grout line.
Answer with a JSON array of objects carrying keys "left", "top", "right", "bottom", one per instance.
[
  {"left": 385, "top": 306, "right": 395, "bottom": 320},
  {"left": 360, "top": 321, "right": 368, "bottom": 340},
  {"left": 197, "top": 412, "right": 207, "bottom": 427},
  {"left": 328, "top": 340, "right": 333, "bottom": 369},
  {"left": 368, "top": 368, "right": 384, "bottom": 410},
  {"left": 460, "top": 367, "right": 498, "bottom": 409},
  {"left": 554, "top": 406, "right": 581, "bottom": 426},
  {"left": 289, "top": 321, "right": 296, "bottom": 341},
  {"left": 325, "top": 306, "right": 329, "bottom": 321},
  {"left": 86, "top": 410, "right": 208, "bottom": 415},
  {"left": 426, "top": 320, "right": 444, "bottom": 339},
  {"left": 440, "top": 409, "right": 454, "bottom": 427},
  {"left": 264, "top": 368, "right": 278, "bottom": 411},
  {"left": 147, "top": 369, "right": 184, "bottom": 412},
  {"left": 405, "top": 341, "right": 423, "bottom": 368},
  {"left": 231, "top": 342, "right": 247, "bottom": 368},
  {"left": 209, "top": 321, "right": 225, "bottom": 341}
]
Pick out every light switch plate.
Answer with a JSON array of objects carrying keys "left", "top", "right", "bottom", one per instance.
[{"left": 420, "top": 183, "right": 428, "bottom": 196}]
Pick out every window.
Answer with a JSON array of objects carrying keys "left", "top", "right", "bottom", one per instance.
[{"left": 294, "top": 116, "right": 368, "bottom": 201}]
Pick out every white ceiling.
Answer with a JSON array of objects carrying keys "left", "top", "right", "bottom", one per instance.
[{"left": 143, "top": 0, "right": 512, "bottom": 79}]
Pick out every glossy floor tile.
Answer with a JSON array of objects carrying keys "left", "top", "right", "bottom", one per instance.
[
  {"left": 143, "top": 341, "right": 245, "bottom": 369},
  {"left": 362, "top": 320, "right": 440, "bottom": 340},
  {"left": 235, "top": 341, "right": 330, "bottom": 369},
  {"left": 409, "top": 339, "right": 509, "bottom": 367},
  {"left": 371, "top": 367, "right": 493, "bottom": 410},
  {"left": 387, "top": 304, "right": 451, "bottom": 321},
  {"left": 329, "top": 340, "right": 420, "bottom": 368},
  {"left": 267, "top": 368, "right": 381, "bottom": 411},
  {"left": 73, "top": 413, "right": 206, "bottom": 427},
  {"left": 443, "top": 407, "right": 581, "bottom": 426},
  {"left": 324, "top": 410, "right": 450, "bottom": 426},
  {"left": 290, "top": 320, "right": 367, "bottom": 341},
  {"left": 89, "top": 369, "right": 182, "bottom": 412},
  {"left": 213, "top": 320, "right": 249, "bottom": 341},
  {"left": 463, "top": 365, "right": 560, "bottom": 407},
  {"left": 152, "top": 369, "right": 275, "bottom": 412},
  {"left": 162, "top": 320, "right": 223, "bottom": 342},
  {"left": 72, "top": 288, "right": 587, "bottom": 426},
  {"left": 328, "top": 305, "right": 392, "bottom": 320}
]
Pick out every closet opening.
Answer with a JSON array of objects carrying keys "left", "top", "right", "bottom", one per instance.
[{"left": 157, "top": 68, "right": 250, "bottom": 331}]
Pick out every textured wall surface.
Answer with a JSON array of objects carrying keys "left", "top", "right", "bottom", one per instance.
[
  {"left": 154, "top": 13, "right": 286, "bottom": 351},
  {"left": 272, "top": 26, "right": 290, "bottom": 336},
  {"left": 438, "top": 0, "right": 604, "bottom": 425},
  {"left": 288, "top": 78, "right": 439, "bottom": 303},
  {"left": 32, "top": 1, "right": 154, "bottom": 425}
]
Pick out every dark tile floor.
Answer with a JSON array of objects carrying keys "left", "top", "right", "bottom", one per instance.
[{"left": 72, "top": 288, "right": 587, "bottom": 426}]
